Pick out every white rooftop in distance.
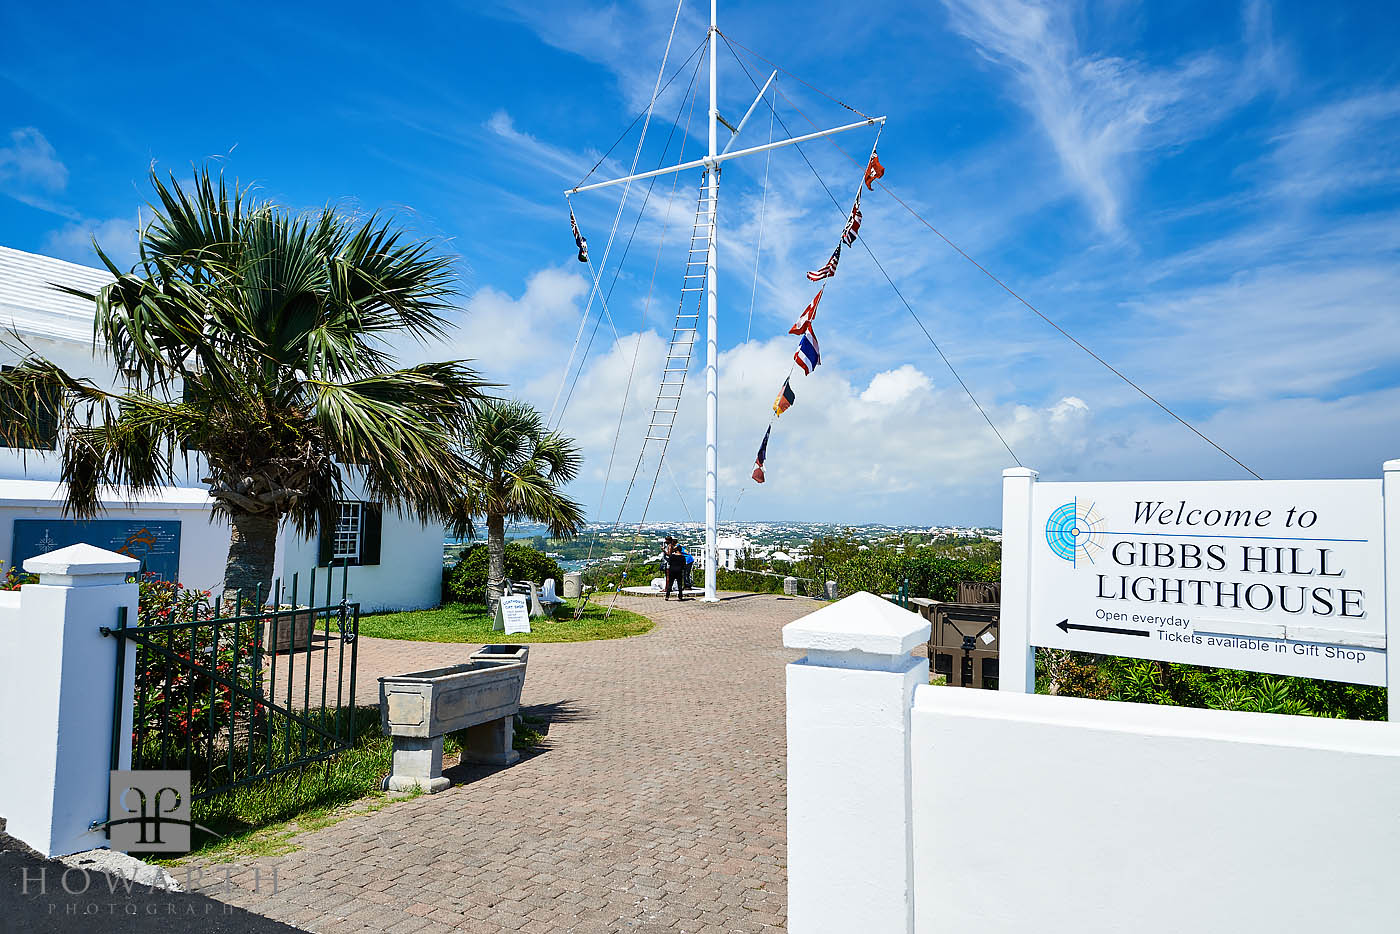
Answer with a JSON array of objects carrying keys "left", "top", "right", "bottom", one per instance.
[{"left": 0, "top": 245, "right": 112, "bottom": 343}]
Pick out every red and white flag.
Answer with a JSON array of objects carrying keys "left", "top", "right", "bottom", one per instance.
[
  {"left": 788, "top": 289, "right": 823, "bottom": 335},
  {"left": 864, "top": 151, "right": 885, "bottom": 190},
  {"left": 806, "top": 245, "right": 841, "bottom": 282}
]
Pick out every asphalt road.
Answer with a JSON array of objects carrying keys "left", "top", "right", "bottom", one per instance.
[{"left": 0, "top": 832, "right": 303, "bottom": 934}]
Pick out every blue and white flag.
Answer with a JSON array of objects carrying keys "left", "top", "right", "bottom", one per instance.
[{"left": 794, "top": 331, "right": 821, "bottom": 375}]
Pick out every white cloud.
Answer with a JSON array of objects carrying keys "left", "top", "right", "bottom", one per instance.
[
  {"left": 40, "top": 215, "right": 140, "bottom": 267},
  {"left": 0, "top": 126, "right": 80, "bottom": 218},
  {"left": 860, "top": 364, "right": 933, "bottom": 406},
  {"left": 0, "top": 126, "right": 67, "bottom": 192},
  {"left": 488, "top": 0, "right": 708, "bottom": 113},
  {"left": 485, "top": 110, "right": 595, "bottom": 182},
  {"left": 939, "top": 0, "right": 1280, "bottom": 236}
]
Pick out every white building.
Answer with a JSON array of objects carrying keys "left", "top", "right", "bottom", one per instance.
[
  {"left": 0, "top": 246, "right": 444, "bottom": 611},
  {"left": 716, "top": 535, "right": 747, "bottom": 570}
]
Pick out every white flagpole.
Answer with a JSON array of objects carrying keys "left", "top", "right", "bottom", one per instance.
[{"left": 703, "top": 0, "right": 720, "bottom": 602}]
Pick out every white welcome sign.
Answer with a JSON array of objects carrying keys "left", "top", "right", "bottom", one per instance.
[{"left": 1001, "top": 467, "right": 1395, "bottom": 689}]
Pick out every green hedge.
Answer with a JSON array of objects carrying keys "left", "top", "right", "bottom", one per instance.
[
  {"left": 443, "top": 543, "right": 564, "bottom": 604},
  {"left": 831, "top": 551, "right": 999, "bottom": 600}
]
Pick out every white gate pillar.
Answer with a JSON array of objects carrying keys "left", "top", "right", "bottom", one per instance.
[
  {"left": 783, "top": 591, "right": 930, "bottom": 934},
  {"left": 999, "top": 466, "right": 1038, "bottom": 692},
  {"left": 1, "top": 544, "right": 139, "bottom": 857}
]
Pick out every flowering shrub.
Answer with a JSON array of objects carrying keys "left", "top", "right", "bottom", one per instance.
[
  {"left": 1, "top": 564, "right": 35, "bottom": 591},
  {"left": 132, "top": 575, "right": 265, "bottom": 764}
]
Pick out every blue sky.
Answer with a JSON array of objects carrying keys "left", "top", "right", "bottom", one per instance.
[{"left": 3, "top": 1, "right": 1399, "bottom": 526}]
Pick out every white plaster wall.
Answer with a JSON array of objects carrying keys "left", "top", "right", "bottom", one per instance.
[
  {"left": 0, "top": 573, "right": 138, "bottom": 857},
  {"left": 910, "top": 687, "right": 1400, "bottom": 933},
  {"left": 0, "top": 335, "right": 208, "bottom": 486},
  {"left": 0, "top": 589, "right": 21, "bottom": 819},
  {"left": 788, "top": 656, "right": 924, "bottom": 934},
  {"left": 276, "top": 513, "right": 446, "bottom": 612}
]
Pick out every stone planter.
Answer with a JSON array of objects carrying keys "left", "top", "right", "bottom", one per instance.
[
  {"left": 262, "top": 608, "right": 314, "bottom": 653},
  {"left": 471, "top": 644, "right": 529, "bottom": 667},
  {"left": 379, "top": 654, "right": 529, "bottom": 793}
]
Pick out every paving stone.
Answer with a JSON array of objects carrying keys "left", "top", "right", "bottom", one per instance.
[{"left": 191, "top": 592, "right": 825, "bottom": 930}]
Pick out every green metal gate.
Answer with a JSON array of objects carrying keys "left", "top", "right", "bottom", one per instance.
[{"left": 103, "top": 570, "right": 361, "bottom": 801}]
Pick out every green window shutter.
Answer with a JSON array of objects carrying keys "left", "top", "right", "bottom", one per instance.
[
  {"left": 359, "top": 502, "right": 383, "bottom": 566},
  {"left": 318, "top": 513, "right": 335, "bottom": 568}
]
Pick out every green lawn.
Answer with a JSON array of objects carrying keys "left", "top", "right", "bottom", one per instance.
[{"left": 358, "top": 599, "right": 655, "bottom": 643}]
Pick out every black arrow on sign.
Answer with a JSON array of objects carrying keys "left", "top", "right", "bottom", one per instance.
[{"left": 1056, "top": 619, "right": 1149, "bottom": 638}]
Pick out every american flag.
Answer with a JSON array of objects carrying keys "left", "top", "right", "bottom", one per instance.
[
  {"left": 841, "top": 199, "right": 862, "bottom": 246},
  {"left": 806, "top": 245, "right": 841, "bottom": 282}
]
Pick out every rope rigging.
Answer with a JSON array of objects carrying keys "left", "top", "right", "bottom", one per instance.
[
  {"left": 720, "top": 33, "right": 1022, "bottom": 468},
  {"left": 720, "top": 33, "right": 1261, "bottom": 481},
  {"left": 555, "top": 47, "right": 708, "bottom": 428},
  {"left": 549, "top": 0, "right": 688, "bottom": 428},
  {"left": 572, "top": 39, "right": 709, "bottom": 591}
]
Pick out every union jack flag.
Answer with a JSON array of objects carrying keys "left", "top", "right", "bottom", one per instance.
[{"left": 806, "top": 245, "right": 841, "bottom": 282}]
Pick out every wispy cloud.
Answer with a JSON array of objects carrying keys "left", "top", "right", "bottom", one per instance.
[
  {"left": 939, "top": 0, "right": 1283, "bottom": 236},
  {"left": 0, "top": 126, "right": 80, "bottom": 218},
  {"left": 40, "top": 214, "right": 140, "bottom": 267}
]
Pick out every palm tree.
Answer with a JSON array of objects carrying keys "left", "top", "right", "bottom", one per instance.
[
  {"left": 457, "top": 399, "right": 585, "bottom": 611},
  {"left": 0, "top": 169, "right": 489, "bottom": 603}
]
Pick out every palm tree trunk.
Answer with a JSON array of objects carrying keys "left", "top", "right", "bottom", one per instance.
[
  {"left": 486, "top": 512, "right": 507, "bottom": 614},
  {"left": 224, "top": 510, "right": 279, "bottom": 608}
]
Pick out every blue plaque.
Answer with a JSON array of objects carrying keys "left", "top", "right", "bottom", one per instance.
[{"left": 13, "top": 518, "right": 183, "bottom": 580}]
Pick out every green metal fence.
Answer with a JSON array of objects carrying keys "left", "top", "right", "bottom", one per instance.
[{"left": 103, "top": 568, "right": 361, "bottom": 801}]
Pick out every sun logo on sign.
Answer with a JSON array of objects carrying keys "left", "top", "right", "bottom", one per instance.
[{"left": 1045, "top": 500, "right": 1106, "bottom": 567}]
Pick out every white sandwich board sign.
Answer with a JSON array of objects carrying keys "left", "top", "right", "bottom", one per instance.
[
  {"left": 493, "top": 595, "right": 531, "bottom": 635},
  {"left": 1001, "top": 468, "right": 1394, "bottom": 690}
]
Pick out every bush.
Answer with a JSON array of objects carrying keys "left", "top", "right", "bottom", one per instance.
[
  {"left": 444, "top": 543, "right": 564, "bottom": 603},
  {"left": 132, "top": 574, "right": 263, "bottom": 753},
  {"left": 1039, "top": 650, "right": 1386, "bottom": 720},
  {"left": 2, "top": 564, "right": 35, "bottom": 590},
  {"left": 831, "top": 551, "right": 999, "bottom": 600}
]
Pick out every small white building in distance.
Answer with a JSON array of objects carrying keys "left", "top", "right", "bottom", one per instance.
[
  {"left": 0, "top": 245, "right": 444, "bottom": 611},
  {"left": 714, "top": 536, "right": 747, "bottom": 570}
]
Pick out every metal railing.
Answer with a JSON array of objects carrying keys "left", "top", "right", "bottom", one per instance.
[{"left": 104, "top": 567, "right": 360, "bottom": 801}]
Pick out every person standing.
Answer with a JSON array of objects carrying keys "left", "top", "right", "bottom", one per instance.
[{"left": 663, "top": 536, "right": 687, "bottom": 601}]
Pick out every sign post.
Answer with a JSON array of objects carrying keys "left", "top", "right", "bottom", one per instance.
[
  {"left": 1001, "top": 464, "right": 1394, "bottom": 696},
  {"left": 1384, "top": 460, "right": 1400, "bottom": 720}
]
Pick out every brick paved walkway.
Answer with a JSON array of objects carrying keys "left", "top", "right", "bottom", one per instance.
[{"left": 203, "top": 592, "right": 820, "bottom": 933}]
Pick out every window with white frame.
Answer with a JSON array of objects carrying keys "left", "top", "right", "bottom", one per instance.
[{"left": 332, "top": 502, "right": 363, "bottom": 561}]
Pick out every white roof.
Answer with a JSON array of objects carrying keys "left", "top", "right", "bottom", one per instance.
[
  {"left": 0, "top": 477, "right": 213, "bottom": 510},
  {"left": 0, "top": 245, "right": 111, "bottom": 343},
  {"left": 716, "top": 536, "right": 746, "bottom": 550}
]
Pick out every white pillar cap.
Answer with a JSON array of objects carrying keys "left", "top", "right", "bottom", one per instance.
[
  {"left": 23, "top": 543, "right": 141, "bottom": 586},
  {"left": 783, "top": 591, "right": 931, "bottom": 656},
  {"left": 1383, "top": 458, "right": 1400, "bottom": 473},
  {"left": 1002, "top": 466, "right": 1039, "bottom": 479}
]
